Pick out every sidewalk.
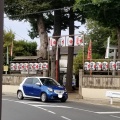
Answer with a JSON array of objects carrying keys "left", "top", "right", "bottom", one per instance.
[{"left": 68, "top": 92, "right": 120, "bottom": 108}]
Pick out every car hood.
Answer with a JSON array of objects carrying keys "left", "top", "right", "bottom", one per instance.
[{"left": 49, "top": 85, "right": 65, "bottom": 90}]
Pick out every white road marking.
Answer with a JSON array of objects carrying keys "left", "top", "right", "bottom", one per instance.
[
  {"left": 61, "top": 116, "right": 71, "bottom": 120},
  {"left": 73, "top": 108, "right": 95, "bottom": 113},
  {"left": 48, "top": 111, "right": 56, "bottom": 114},
  {"left": 95, "top": 111, "right": 120, "bottom": 114},
  {"left": 31, "top": 104, "right": 72, "bottom": 108},
  {"left": 110, "top": 115, "right": 120, "bottom": 119}
]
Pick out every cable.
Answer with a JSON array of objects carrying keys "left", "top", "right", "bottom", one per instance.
[
  {"left": 4, "top": 6, "right": 73, "bottom": 18},
  {"left": 4, "top": 25, "right": 32, "bottom": 41}
]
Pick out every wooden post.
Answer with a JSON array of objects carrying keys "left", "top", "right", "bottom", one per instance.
[{"left": 79, "top": 69, "right": 83, "bottom": 99}]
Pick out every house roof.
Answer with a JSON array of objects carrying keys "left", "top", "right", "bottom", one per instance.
[
  {"left": 13, "top": 46, "right": 82, "bottom": 61},
  {"left": 13, "top": 56, "right": 40, "bottom": 60}
]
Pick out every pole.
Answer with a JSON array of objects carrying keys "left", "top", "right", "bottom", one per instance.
[
  {"left": 0, "top": 0, "right": 4, "bottom": 119},
  {"left": 56, "top": 43, "right": 59, "bottom": 81}
]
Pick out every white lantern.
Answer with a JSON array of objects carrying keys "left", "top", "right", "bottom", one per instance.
[
  {"left": 109, "top": 61, "right": 116, "bottom": 70},
  {"left": 16, "top": 63, "right": 20, "bottom": 70},
  {"left": 39, "top": 63, "right": 43, "bottom": 70},
  {"left": 75, "top": 36, "right": 83, "bottom": 46},
  {"left": 102, "top": 62, "right": 108, "bottom": 71},
  {"left": 42, "top": 62, "right": 48, "bottom": 70},
  {"left": 58, "top": 37, "right": 65, "bottom": 47},
  {"left": 34, "top": 63, "right": 39, "bottom": 70},
  {"left": 90, "top": 62, "right": 96, "bottom": 71},
  {"left": 19, "top": 63, "right": 24, "bottom": 70},
  {"left": 29, "top": 63, "right": 33, "bottom": 70},
  {"left": 68, "top": 37, "right": 73, "bottom": 46},
  {"left": 10, "top": 63, "right": 16, "bottom": 71},
  {"left": 24, "top": 63, "right": 28, "bottom": 70},
  {"left": 116, "top": 61, "right": 120, "bottom": 70},
  {"left": 96, "top": 62, "right": 102, "bottom": 71},
  {"left": 84, "top": 62, "right": 90, "bottom": 70},
  {"left": 50, "top": 38, "right": 56, "bottom": 46}
]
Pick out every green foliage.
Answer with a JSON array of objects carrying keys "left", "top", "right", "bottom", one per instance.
[
  {"left": 4, "top": 0, "right": 85, "bottom": 39},
  {"left": 13, "top": 40, "right": 37, "bottom": 56},
  {"left": 73, "top": 50, "right": 83, "bottom": 75},
  {"left": 74, "top": 0, "right": 120, "bottom": 28},
  {"left": 85, "top": 19, "right": 117, "bottom": 59},
  {"left": 3, "top": 30, "right": 37, "bottom": 65}
]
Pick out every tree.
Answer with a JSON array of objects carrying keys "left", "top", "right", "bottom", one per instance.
[
  {"left": 74, "top": 0, "right": 120, "bottom": 59},
  {"left": 13, "top": 40, "right": 37, "bottom": 56},
  {"left": 3, "top": 30, "right": 37, "bottom": 64},
  {"left": 4, "top": 0, "right": 52, "bottom": 59},
  {"left": 73, "top": 50, "right": 83, "bottom": 75},
  {"left": 86, "top": 19, "right": 117, "bottom": 58}
]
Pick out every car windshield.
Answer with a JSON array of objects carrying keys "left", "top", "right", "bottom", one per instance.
[{"left": 40, "top": 78, "right": 60, "bottom": 86}]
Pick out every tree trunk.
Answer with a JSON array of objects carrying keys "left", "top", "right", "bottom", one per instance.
[
  {"left": 66, "top": 9, "right": 74, "bottom": 92},
  {"left": 37, "top": 14, "right": 48, "bottom": 60},
  {"left": 51, "top": 10, "right": 61, "bottom": 80},
  {"left": 117, "top": 26, "right": 120, "bottom": 75},
  {"left": 117, "top": 26, "right": 120, "bottom": 59}
]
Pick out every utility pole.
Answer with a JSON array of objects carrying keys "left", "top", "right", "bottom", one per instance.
[{"left": 0, "top": 0, "right": 4, "bottom": 119}]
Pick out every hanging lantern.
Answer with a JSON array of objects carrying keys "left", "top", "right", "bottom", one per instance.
[
  {"left": 96, "top": 62, "right": 102, "bottom": 71},
  {"left": 34, "top": 63, "right": 39, "bottom": 70},
  {"left": 58, "top": 37, "right": 65, "bottom": 47},
  {"left": 109, "top": 61, "right": 116, "bottom": 71},
  {"left": 39, "top": 63, "right": 43, "bottom": 70},
  {"left": 19, "top": 63, "right": 24, "bottom": 70},
  {"left": 102, "top": 62, "right": 108, "bottom": 71},
  {"left": 75, "top": 36, "right": 83, "bottom": 46},
  {"left": 10, "top": 63, "right": 16, "bottom": 71},
  {"left": 116, "top": 61, "right": 120, "bottom": 70},
  {"left": 42, "top": 62, "right": 48, "bottom": 70},
  {"left": 84, "top": 62, "right": 90, "bottom": 70},
  {"left": 24, "top": 63, "right": 28, "bottom": 70},
  {"left": 16, "top": 63, "right": 20, "bottom": 71},
  {"left": 67, "top": 37, "right": 73, "bottom": 46},
  {"left": 50, "top": 38, "right": 56, "bottom": 46},
  {"left": 90, "top": 62, "right": 96, "bottom": 71}
]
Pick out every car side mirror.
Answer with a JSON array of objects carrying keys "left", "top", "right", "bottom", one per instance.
[{"left": 36, "top": 82, "right": 41, "bottom": 86}]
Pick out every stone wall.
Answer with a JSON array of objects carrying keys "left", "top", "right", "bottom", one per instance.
[{"left": 2, "top": 74, "right": 41, "bottom": 85}]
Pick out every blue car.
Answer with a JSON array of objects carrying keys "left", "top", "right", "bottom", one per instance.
[{"left": 17, "top": 77, "right": 68, "bottom": 102}]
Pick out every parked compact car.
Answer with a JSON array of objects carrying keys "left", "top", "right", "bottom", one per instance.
[{"left": 17, "top": 77, "right": 68, "bottom": 102}]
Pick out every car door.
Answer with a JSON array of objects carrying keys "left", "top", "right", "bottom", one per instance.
[
  {"left": 32, "top": 78, "right": 41, "bottom": 97},
  {"left": 23, "top": 78, "right": 33, "bottom": 96}
]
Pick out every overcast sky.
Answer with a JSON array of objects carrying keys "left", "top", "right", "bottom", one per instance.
[{"left": 4, "top": 17, "right": 86, "bottom": 49}]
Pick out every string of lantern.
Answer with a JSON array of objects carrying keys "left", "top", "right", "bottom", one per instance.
[{"left": 84, "top": 61, "right": 120, "bottom": 71}]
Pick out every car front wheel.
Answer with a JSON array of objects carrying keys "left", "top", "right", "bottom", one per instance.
[
  {"left": 17, "top": 90, "right": 24, "bottom": 100},
  {"left": 41, "top": 93, "right": 47, "bottom": 102}
]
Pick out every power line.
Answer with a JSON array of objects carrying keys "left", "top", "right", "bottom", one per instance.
[
  {"left": 4, "top": 25, "right": 32, "bottom": 41},
  {"left": 4, "top": 6, "right": 73, "bottom": 18}
]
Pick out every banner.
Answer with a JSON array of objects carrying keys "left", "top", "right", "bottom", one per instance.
[
  {"left": 87, "top": 40, "right": 92, "bottom": 60},
  {"left": 105, "top": 36, "right": 110, "bottom": 58}
]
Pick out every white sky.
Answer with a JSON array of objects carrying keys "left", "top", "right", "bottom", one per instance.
[{"left": 4, "top": 17, "right": 86, "bottom": 49}]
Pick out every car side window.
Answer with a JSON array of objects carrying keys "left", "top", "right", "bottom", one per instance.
[
  {"left": 33, "top": 78, "right": 40, "bottom": 84},
  {"left": 24, "top": 78, "right": 33, "bottom": 84}
]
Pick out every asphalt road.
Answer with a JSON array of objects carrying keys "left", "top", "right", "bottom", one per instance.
[{"left": 2, "top": 95, "right": 120, "bottom": 120}]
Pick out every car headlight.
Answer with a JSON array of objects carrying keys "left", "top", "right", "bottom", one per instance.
[{"left": 48, "top": 88, "right": 53, "bottom": 92}]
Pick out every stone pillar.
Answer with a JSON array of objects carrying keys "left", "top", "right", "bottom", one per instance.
[{"left": 79, "top": 69, "right": 83, "bottom": 99}]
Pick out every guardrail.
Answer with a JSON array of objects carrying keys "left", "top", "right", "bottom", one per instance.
[{"left": 106, "top": 91, "right": 120, "bottom": 104}]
